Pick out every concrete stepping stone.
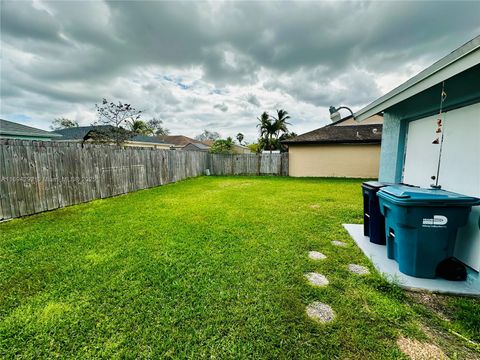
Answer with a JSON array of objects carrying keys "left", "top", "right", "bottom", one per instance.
[
  {"left": 305, "top": 272, "right": 329, "bottom": 287},
  {"left": 308, "top": 251, "right": 326, "bottom": 260},
  {"left": 348, "top": 264, "right": 370, "bottom": 275},
  {"left": 306, "top": 302, "right": 335, "bottom": 323},
  {"left": 331, "top": 240, "right": 347, "bottom": 247},
  {"left": 309, "top": 204, "right": 320, "bottom": 209}
]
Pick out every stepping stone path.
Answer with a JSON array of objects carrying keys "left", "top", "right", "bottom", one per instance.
[
  {"left": 348, "top": 264, "right": 370, "bottom": 275},
  {"left": 305, "top": 272, "right": 329, "bottom": 287},
  {"left": 331, "top": 240, "right": 347, "bottom": 247},
  {"left": 308, "top": 251, "right": 326, "bottom": 260},
  {"left": 306, "top": 302, "right": 335, "bottom": 323}
]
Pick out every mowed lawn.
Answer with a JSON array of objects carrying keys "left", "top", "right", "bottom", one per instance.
[{"left": 0, "top": 177, "right": 479, "bottom": 359}]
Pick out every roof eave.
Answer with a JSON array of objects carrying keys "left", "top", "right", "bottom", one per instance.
[
  {"left": 354, "top": 36, "right": 480, "bottom": 121},
  {"left": 283, "top": 139, "right": 381, "bottom": 145},
  {"left": 0, "top": 130, "right": 62, "bottom": 138}
]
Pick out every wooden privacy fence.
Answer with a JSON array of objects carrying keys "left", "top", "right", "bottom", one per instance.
[
  {"left": 209, "top": 153, "right": 288, "bottom": 176},
  {"left": 0, "top": 140, "right": 288, "bottom": 220}
]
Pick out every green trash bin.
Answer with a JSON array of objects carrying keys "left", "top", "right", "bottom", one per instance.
[{"left": 377, "top": 185, "right": 480, "bottom": 278}]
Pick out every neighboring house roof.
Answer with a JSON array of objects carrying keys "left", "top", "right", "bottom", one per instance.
[
  {"left": 159, "top": 135, "right": 200, "bottom": 147},
  {"left": 183, "top": 142, "right": 210, "bottom": 150},
  {"left": 355, "top": 35, "right": 480, "bottom": 121},
  {"left": 282, "top": 124, "right": 382, "bottom": 145},
  {"left": 53, "top": 126, "right": 169, "bottom": 144},
  {"left": 201, "top": 140, "right": 215, "bottom": 146},
  {"left": 0, "top": 119, "right": 62, "bottom": 139},
  {"left": 327, "top": 114, "right": 383, "bottom": 127}
]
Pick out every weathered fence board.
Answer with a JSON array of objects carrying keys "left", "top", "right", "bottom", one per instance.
[
  {"left": 0, "top": 140, "right": 288, "bottom": 220},
  {"left": 209, "top": 153, "right": 288, "bottom": 176}
]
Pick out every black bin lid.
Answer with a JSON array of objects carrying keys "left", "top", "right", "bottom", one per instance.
[{"left": 362, "top": 181, "right": 392, "bottom": 190}]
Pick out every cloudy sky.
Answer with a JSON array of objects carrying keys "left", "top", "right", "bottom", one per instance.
[{"left": 1, "top": 1, "right": 479, "bottom": 142}]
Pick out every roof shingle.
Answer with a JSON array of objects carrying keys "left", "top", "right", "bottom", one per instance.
[
  {"left": 0, "top": 119, "right": 62, "bottom": 138},
  {"left": 283, "top": 124, "right": 382, "bottom": 144},
  {"left": 53, "top": 126, "right": 169, "bottom": 144}
]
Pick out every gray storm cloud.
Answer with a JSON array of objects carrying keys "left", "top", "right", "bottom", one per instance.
[{"left": 1, "top": 0, "right": 479, "bottom": 141}]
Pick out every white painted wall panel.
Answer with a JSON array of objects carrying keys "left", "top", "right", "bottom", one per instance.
[{"left": 403, "top": 103, "right": 480, "bottom": 271}]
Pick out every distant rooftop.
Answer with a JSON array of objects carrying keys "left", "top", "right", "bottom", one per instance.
[
  {"left": 53, "top": 125, "right": 170, "bottom": 144},
  {"left": 185, "top": 142, "right": 210, "bottom": 150},
  {"left": 159, "top": 135, "right": 201, "bottom": 147},
  {"left": 283, "top": 124, "right": 382, "bottom": 145},
  {"left": 0, "top": 119, "right": 62, "bottom": 138}
]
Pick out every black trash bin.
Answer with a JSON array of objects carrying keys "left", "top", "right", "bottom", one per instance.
[{"left": 362, "top": 181, "right": 390, "bottom": 245}]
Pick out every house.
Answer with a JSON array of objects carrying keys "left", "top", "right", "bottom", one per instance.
[
  {"left": 53, "top": 126, "right": 173, "bottom": 149},
  {"left": 353, "top": 36, "right": 480, "bottom": 271},
  {"left": 283, "top": 114, "right": 383, "bottom": 178},
  {"left": 0, "top": 119, "right": 62, "bottom": 141},
  {"left": 183, "top": 142, "right": 211, "bottom": 152},
  {"left": 158, "top": 135, "right": 202, "bottom": 149},
  {"left": 201, "top": 140, "right": 252, "bottom": 154}
]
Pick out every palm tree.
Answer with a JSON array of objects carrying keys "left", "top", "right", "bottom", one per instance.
[
  {"left": 236, "top": 132, "right": 244, "bottom": 145},
  {"left": 257, "top": 111, "right": 276, "bottom": 153},
  {"left": 270, "top": 109, "right": 291, "bottom": 141},
  {"left": 130, "top": 120, "right": 153, "bottom": 135}
]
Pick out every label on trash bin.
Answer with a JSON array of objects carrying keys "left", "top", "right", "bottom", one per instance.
[{"left": 422, "top": 215, "right": 448, "bottom": 228}]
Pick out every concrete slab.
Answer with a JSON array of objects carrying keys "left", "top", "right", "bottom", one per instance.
[
  {"left": 306, "top": 302, "right": 335, "bottom": 323},
  {"left": 308, "top": 251, "right": 326, "bottom": 260},
  {"left": 348, "top": 264, "right": 370, "bottom": 275},
  {"left": 343, "top": 224, "right": 480, "bottom": 296},
  {"left": 305, "top": 272, "right": 329, "bottom": 287}
]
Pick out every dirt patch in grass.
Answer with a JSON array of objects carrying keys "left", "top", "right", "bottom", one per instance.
[
  {"left": 408, "top": 292, "right": 451, "bottom": 321},
  {"left": 419, "top": 323, "right": 480, "bottom": 360},
  {"left": 407, "top": 291, "right": 480, "bottom": 359},
  {"left": 397, "top": 336, "right": 447, "bottom": 360}
]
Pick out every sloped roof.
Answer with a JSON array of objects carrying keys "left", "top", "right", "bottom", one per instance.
[
  {"left": 53, "top": 126, "right": 169, "bottom": 144},
  {"left": 184, "top": 142, "right": 210, "bottom": 150},
  {"left": 159, "top": 135, "right": 200, "bottom": 146},
  {"left": 283, "top": 124, "right": 382, "bottom": 144},
  {"left": 0, "top": 119, "right": 62, "bottom": 138}
]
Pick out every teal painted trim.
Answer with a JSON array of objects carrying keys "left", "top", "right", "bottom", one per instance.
[
  {"left": 379, "top": 64, "right": 480, "bottom": 184},
  {"left": 379, "top": 113, "right": 406, "bottom": 182},
  {"left": 396, "top": 119, "right": 408, "bottom": 183},
  {"left": 386, "top": 64, "right": 480, "bottom": 122}
]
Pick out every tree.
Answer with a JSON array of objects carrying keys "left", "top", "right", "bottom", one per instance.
[
  {"left": 209, "top": 137, "right": 235, "bottom": 154},
  {"left": 94, "top": 98, "right": 142, "bottom": 145},
  {"left": 247, "top": 143, "right": 262, "bottom": 154},
  {"left": 256, "top": 109, "right": 292, "bottom": 153},
  {"left": 270, "top": 109, "right": 291, "bottom": 140},
  {"left": 236, "top": 132, "right": 244, "bottom": 145},
  {"left": 256, "top": 111, "right": 276, "bottom": 153},
  {"left": 130, "top": 120, "right": 154, "bottom": 136},
  {"left": 148, "top": 118, "right": 170, "bottom": 136},
  {"left": 50, "top": 117, "right": 79, "bottom": 130},
  {"left": 195, "top": 129, "right": 220, "bottom": 142},
  {"left": 278, "top": 131, "right": 297, "bottom": 153}
]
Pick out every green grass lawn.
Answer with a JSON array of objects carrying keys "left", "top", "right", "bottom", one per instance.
[{"left": 1, "top": 176, "right": 478, "bottom": 359}]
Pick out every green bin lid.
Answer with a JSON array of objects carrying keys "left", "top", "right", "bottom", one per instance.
[{"left": 377, "top": 185, "right": 480, "bottom": 206}]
